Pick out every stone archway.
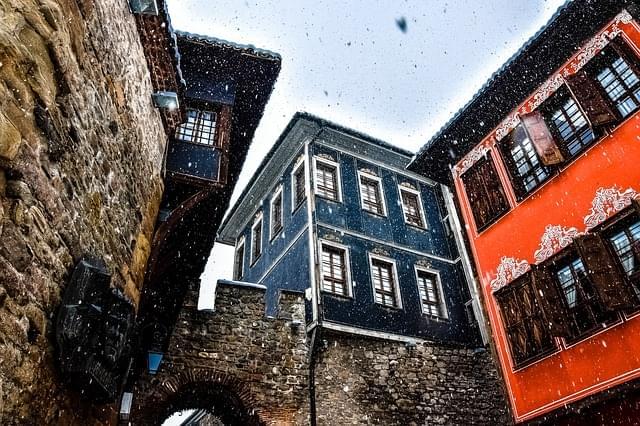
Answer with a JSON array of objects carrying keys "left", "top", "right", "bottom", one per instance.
[{"left": 133, "top": 370, "right": 263, "bottom": 425}]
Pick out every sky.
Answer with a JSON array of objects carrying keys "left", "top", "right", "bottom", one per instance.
[{"left": 165, "top": 0, "right": 568, "bottom": 310}]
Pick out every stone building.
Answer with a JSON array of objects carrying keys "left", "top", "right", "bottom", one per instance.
[{"left": 409, "top": 0, "right": 640, "bottom": 423}]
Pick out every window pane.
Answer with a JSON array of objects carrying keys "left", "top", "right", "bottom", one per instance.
[
  {"left": 322, "top": 245, "right": 348, "bottom": 296},
  {"left": 175, "top": 109, "right": 218, "bottom": 145},
  {"left": 417, "top": 271, "right": 441, "bottom": 316},
  {"left": 316, "top": 162, "right": 338, "bottom": 200},
  {"left": 401, "top": 190, "right": 424, "bottom": 228},
  {"left": 501, "top": 124, "right": 549, "bottom": 196},
  {"left": 360, "top": 176, "right": 383, "bottom": 215},
  {"left": 595, "top": 49, "right": 640, "bottom": 119},
  {"left": 371, "top": 259, "right": 397, "bottom": 307}
]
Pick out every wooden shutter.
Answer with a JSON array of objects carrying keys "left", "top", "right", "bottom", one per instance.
[
  {"left": 520, "top": 111, "right": 564, "bottom": 165},
  {"left": 531, "top": 264, "right": 572, "bottom": 338},
  {"left": 461, "top": 154, "right": 510, "bottom": 230},
  {"left": 609, "top": 37, "right": 640, "bottom": 78},
  {"left": 566, "top": 71, "right": 617, "bottom": 126},
  {"left": 574, "top": 233, "right": 636, "bottom": 311}
]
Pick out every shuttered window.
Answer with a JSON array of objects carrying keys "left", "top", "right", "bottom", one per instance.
[
  {"left": 542, "top": 87, "right": 595, "bottom": 158},
  {"left": 592, "top": 45, "right": 640, "bottom": 119},
  {"left": 321, "top": 244, "right": 349, "bottom": 296},
  {"left": 495, "top": 274, "right": 556, "bottom": 368},
  {"left": 315, "top": 161, "right": 339, "bottom": 201},
  {"left": 175, "top": 109, "right": 217, "bottom": 145},
  {"left": 233, "top": 241, "right": 244, "bottom": 280},
  {"left": 400, "top": 189, "right": 425, "bottom": 228},
  {"left": 370, "top": 258, "right": 398, "bottom": 308},
  {"left": 551, "top": 252, "right": 619, "bottom": 342},
  {"left": 251, "top": 218, "right": 262, "bottom": 264},
  {"left": 359, "top": 175, "right": 385, "bottom": 216},
  {"left": 499, "top": 123, "right": 551, "bottom": 199},
  {"left": 270, "top": 190, "right": 283, "bottom": 239},
  {"left": 292, "top": 162, "right": 306, "bottom": 210},
  {"left": 460, "top": 153, "right": 510, "bottom": 231},
  {"left": 416, "top": 270, "right": 443, "bottom": 317}
]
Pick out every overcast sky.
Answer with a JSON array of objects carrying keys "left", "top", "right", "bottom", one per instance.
[{"left": 164, "top": 0, "right": 568, "bottom": 310}]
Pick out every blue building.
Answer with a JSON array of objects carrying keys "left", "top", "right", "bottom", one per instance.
[{"left": 217, "top": 113, "right": 486, "bottom": 344}]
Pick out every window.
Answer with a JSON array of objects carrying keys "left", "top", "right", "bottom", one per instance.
[
  {"left": 233, "top": 238, "right": 245, "bottom": 280},
  {"left": 400, "top": 187, "right": 426, "bottom": 229},
  {"left": 460, "top": 153, "right": 510, "bottom": 231},
  {"left": 542, "top": 87, "right": 595, "bottom": 158},
  {"left": 591, "top": 44, "right": 640, "bottom": 119},
  {"left": 603, "top": 205, "right": 640, "bottom": 304},
  {"left": 369, "top": 255, "right": 400, "bottom": 308},
  {"left": 314, "top": 158, "right": 341, "bottom": 201},
  {"left": 320, "top": 242, "right": 351, "bottom": 297},
  {"left": 251, "top": 214, "right": 263, "bottom": 264},
  {"left": 499, "top": 123, "right": 551, "bottom": 198},
  {"left": 495, "top": 274, "right": 557, "bottom": 368},
  {"left": 292, "top": 159, "right": 306, "bottom": 211},
  {"left": 358, "top": 172, "right": 386, "bottom": 216},
  {"left": 175, "top": 109, "right": 217, "bottom": 145},
  {"left": 552, "top": 256, "right": 617, "bottom": 341},
  {"left": 270, "top": 187, "right": 283, "bottom": 240},
  {"left": 415, "top": 269, "right": 446, "bottom": 317}
]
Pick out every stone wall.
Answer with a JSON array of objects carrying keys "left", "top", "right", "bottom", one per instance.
[
  {"left": 0, "top": 0, "right": 166, "bottom": 424},
  {"left": 132, "top": 281, "right": 310, "bottom": 425},
  {"left": 314, "top": 333, "right": 510, "bottom": 425}
]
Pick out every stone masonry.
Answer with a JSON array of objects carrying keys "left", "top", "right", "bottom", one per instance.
[
  {"left": 314, "top": 334, "right": 511, "bottom": 425},
  {"left": 0, "top": 0, "right": 167, "bottom": 424},
  {"left": 132, "top": 282, "right": 311, "bottom": 425}
]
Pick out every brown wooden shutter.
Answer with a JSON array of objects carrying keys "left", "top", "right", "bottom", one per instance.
[
  {"left": 531, "top": 264, "right": 572, "bottom": 338},
  {"left": 566, "top": 71, "right": 618, "bottom": 126},
  {"left": 520, "top": 111, "right": 564, "bottom": 165},
  {"left": 574, "top": 233, "right": 636, "bottom": 311},
  {"left": 609, "top": 37, "right": 640, "bottom": 78},
  {"left": 461, "top": 154, "right": 510, "bottom": 231}
]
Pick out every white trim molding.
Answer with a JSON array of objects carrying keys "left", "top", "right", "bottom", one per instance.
[
  {"left": 414, "top": 265, "right": 448, "bottom": 319},
  {"left": 313, "top": 155, "right": 343, "bottom": 202},
  {"left": 269, "top": 184, "right": 284, "bottom": 241},
  {"left": 233, "top": 236, "right": 245, "bottom": 281},
  {"left": 250, "top": 211, "right": 264, "bottom": 265},
  {"left": 318, "top": 239, "right": 354, "bottom": 298},
  {"left": 291, "top": 155, "right": 307, "bottom": 213},
  {"left": 321, "top": 321, "right": 427, "bottom": 344},
  {"left": 357, "top": 169, "right": 388, "bottom": 217},
  {"left": 398, "top": 184, "right": 428, "bottom": 229},
  {"left": 367, "top": 252, "right": 403, "bottom": 309}
]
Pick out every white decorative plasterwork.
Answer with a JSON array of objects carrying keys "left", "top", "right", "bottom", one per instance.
[
  {"left": 490, "top": 256, "right": 531, "bottom": 292},
  {"left": 371, "top": 247, "right": 389, "bottom": 257},
  {"left": 317, "top": 153, "right": 335, "bottom": 162},
  {"left": 322, "top": 233, "right": 342, "bottom": 243},
  {"left": 534, "top": 225, "right": 583, "bottom": 263},
  {"left": 584, "top": 186, "right": 640, "bottom": 230},
  {"left": 416, "top": 258, "right": 432, "bottom": 268},
  {"left": 493, "top": 10, "right": 633, "bottom": 143},
  {"left": 359, "top": 168, "right": 378, "bottom": 177},
  {"left": 400, "top": 181, "right": 417, "bottom": 190},
  {"left": 453, "top": 144, "right": 490, "bottom": 178}
]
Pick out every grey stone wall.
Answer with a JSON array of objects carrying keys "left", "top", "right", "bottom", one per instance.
[
  {"left": 0, "top": 0, "right": 166, "bottom": 424},
  {"left": 314, "top": 333, "right": 511, "bottom": 425},
  {"left": 132, "top": 282, "right": 311, "bottom": 425}
]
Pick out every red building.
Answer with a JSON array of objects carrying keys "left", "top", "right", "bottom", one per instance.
[{"left": 410, "top": 1, "right": 640, "bottom": 422}]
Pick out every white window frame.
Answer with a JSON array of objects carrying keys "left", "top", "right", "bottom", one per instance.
[
  {"left": 270, "top": 185, "right": 284, "bottom": 241},
  {"left": 291, "top": 156, "right": 307, "bottom": 213},
  {"left": 250, "top": 212, "right": 263, "bottom": 265},
  {"left": 233, "top": 236, "right": 245, "bottom": 280},
  {"left": 313, "top": 156, "right": 343, "bottom": 202},
  {"left": 357, "top": 170, "right": 388, "bottom": 217},
  {"left": 368, "top": 252, "right": 402, "bottom": 309},
  {"left": 398, "top": 185, "right": 428, "bottom": 229},
  {"left": 414, "top": 266, "right": 448, "bottom": 319},
  {"left": 318, "top": 239, "right": 353, "bottom": 297}
]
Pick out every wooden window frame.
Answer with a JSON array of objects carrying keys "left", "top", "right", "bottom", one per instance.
[
  {"left": 233, "top": 237, "right": 245, "bottom": 281},
  {"left": 291, "top": 157, "right": 307, "bottom": 213},
  {"left": 250, "top": 212, "right": 263, "bottom": 266},
  {"left": 494, "top": 273, "right": 558, "bottom": 370},
  {"left": 399, "top": 186, "right": 427, "bottom": 230},
  {"left": 270, "top": 185, "right": 284, "bottom": 241},
  {"left": 414, "top": 266, "right": 447, "bottom": 319},
  {"left": 357, "top": 171, "right": 387, "bottom": 217},
  {"left": 313, "top": 156, "right": 342, "bottom": 202},
  {"left": 460, "top": 153, "right": 511, "bottom": 232},
  {"left": 368, "top": 253, "right": 402, "bottom": 309},
  {"left": 175, "top": 108, "right": 218, "bottom": 146},
  {"left": 319, "top": 240, "right": 353, "bottom": 298}
]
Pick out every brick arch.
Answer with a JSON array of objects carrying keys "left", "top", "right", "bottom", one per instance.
[{"left": 132, "top": 369, "right": 264, "bottom": 426}]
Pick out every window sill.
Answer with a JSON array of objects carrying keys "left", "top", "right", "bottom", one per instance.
[
  {"left": 270, "top": 227, "right": 283, "bottom": 242},
  {"left": 321, "top": 291, "right": 353, "bottom": 300},
  {"left": 250, "top": 254, "right": 262, "bottom": 267},
  {"left": 405, "top": 222, "right": 428, "bottom": 231},
  {"left": 363, "top": 209, "right": 387, "bottom": 219},
  {"left": 173, "top": 137, "right": 218, "bottom": 148},
  {"left": 374, "top": 302, "right": 402, "bottom": 311},
  {"left": 292, "top": 200, "right": 306, "bottom": 215},
  {"left": 511, "top": 345, "right": 561, "bottom": 373},
  {"left": 561, "top": 315, "right": 623, "bottom": 349},
  {"left": 315, "top": 194, "right": 341, "bottom": 203}
]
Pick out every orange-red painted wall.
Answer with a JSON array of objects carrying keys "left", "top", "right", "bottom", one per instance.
[{"left": 453, "top": 12, "right": 640, "bottom": 423}]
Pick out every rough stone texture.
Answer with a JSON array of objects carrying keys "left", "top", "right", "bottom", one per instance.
[
  {"left": 314, "top": 333, "right": 511, "bottom": 425},
  {"left": 0, "top": 0, "right": 166, "bottom": 424},
  {"left": 132, "top": 282, "right": 310, "bottom": 425}
]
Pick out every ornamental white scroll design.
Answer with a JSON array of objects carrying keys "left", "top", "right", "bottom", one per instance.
[
  {"left": 452, "top": 144, "right": 490, "bottom": 178},
  {"left": 584, "top": 186, "right": 640, "bottom": 230},
  {"left": 534, "top": 225, "right": 583, "bottom": 263},
  {"left": 490, "top": 256, "right": 531, "bottom": 292},
  {"left": 493, "top": 10, "right": 632, "bottom": 143}
]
